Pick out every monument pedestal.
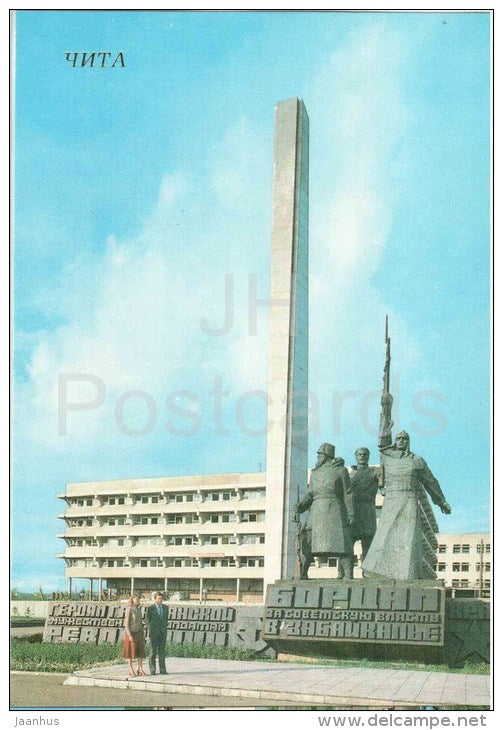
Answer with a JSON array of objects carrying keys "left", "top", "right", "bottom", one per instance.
[{"left": 262, "top": 579, "right": 447, "bottom": 663}]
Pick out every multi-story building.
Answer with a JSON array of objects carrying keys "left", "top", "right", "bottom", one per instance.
[
  {"left": 435, "top": 532, "right": 491, "bottom": 597},
  {"left": 57, "top": 472, "right": 266, "bottom": 603}
]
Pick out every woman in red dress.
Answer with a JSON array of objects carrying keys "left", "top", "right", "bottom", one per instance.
[{"left": 122, "top": 594, "right": 147, "bottom": 676}]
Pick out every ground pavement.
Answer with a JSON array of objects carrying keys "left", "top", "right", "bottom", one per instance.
[{"left": 62, "top": 657, "right": 490, "bottom": 709}]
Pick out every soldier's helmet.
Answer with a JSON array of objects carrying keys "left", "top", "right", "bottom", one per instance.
[{"left": 317, "top": 443, "right": 335, "bottom": 459}]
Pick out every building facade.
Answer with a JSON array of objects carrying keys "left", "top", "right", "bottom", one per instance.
[
  {"left": 435, "top": 532, "right": 491, "bottom": 597},
  {"left": 57, "top": 472, "right": 267, "bottom": 602}
]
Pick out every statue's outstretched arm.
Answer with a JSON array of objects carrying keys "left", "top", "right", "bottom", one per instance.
[{"left": 419, "top": 460, "right": 451, "bottom": 514}]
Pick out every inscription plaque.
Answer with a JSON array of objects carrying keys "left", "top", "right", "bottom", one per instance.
[
  {"left": 263, "top": 580, "right": 446, "bottom": 647},
  {"left": 42, "top": 602, "right": 273, "bottom": 655}
]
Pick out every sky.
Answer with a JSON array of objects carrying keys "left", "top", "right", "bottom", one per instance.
[{"left": 12, "top": 10, "right": 490, "bottom": 591}]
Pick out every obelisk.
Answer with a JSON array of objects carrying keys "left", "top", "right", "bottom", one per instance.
[{"left": 264, "top": 98, "right": 309, "bottom": 586}]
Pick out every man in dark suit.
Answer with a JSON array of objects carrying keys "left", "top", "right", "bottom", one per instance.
[{"left": 146, "top": 592, "right": 168, "bottom": 674}]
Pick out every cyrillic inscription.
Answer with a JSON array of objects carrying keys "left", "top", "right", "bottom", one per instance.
[
  {"left": 43, "top": 602, "right": 238, "bottom": 647},
  {"left": 65, "top": 52, "right": 125, "bottom": 68},
  {"left": 263, "top": 582, "right": 445, "bottom": 646}
]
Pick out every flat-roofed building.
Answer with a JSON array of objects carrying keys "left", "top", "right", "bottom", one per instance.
[
  {"left": 57, "top": 471, "right": 266, "bottom": 603},
  {"left": 435, "top": 531, "right": 491, "bottom": 597}
]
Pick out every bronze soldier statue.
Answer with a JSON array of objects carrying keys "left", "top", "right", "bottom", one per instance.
[
  {"left": 296, "top": 443, "right": 354, "bottom": 580},
  {"left": 338, "top": 447, "right": 379, "bottom": 578}
]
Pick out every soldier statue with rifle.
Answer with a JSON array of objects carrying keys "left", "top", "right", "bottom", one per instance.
[
  {"left": 295, "top": 443, "right": 354, "bottom": 580},
  {"left": 362, "top": 318, "right": 452, "bottom": 581}
]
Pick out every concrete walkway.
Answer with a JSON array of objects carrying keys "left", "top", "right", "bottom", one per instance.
[{"left": 65, "top": 658, "right": 491, "bottom": 708}]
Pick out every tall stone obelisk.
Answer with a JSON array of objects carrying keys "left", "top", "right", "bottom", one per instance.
[{"left": 264, "top": 98, "right": 309, "bottom": 586}]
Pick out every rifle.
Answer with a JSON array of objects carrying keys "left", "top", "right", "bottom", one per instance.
[
  {"left": 294, "top": 484, "right": 302, "bottom": 579},
  {"left": 379, "top": 316, "right": 393, "bottom": 487}
]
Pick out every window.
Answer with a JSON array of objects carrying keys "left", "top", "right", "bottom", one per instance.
[
  {"left": 460, "top": 579, "right": 469, "bottom": 587},
  {"left": 241, "top": 512, "right": 257, "bottom": 522},
  {"left": 109, "top": 498, "right": 116, "bottom": 505},
  {"left": 118, "top": 497, "right": 125, "bottom": 505},
  {"left": 462, "top": 544, "right": 470, "bottom": 554},
  {"left": 241, "top": 557, "right": 264, "bottom": 567},
  {"left": 461, "top": 563, "right": 469, "bottom": 572},
  {"left": 241, "top": 534, "right": 265, "bottom": 545},
  {"left": 452, "top": 579, "right": 460, "bottom": 587},
  {"left": 453, "top": 544, "right": 461, "bottom": 554},
  {"left": 211, "top": 493, "right": 219, "bottom": 501},
  {"left": 186, "top": 494, "right": 194, "bottom": 502},
  {"left": 242, "top": 488, "right": 266, "bottom": 500},
  {"left": 222, "top": 492, "right": 231, "bottom": 501},
  {"left": 167, "top": 514, "right": 182, "bottom": 524},
  {"left": 437, "top": 563, "right": 446, "bottom": 572},
  {"left": 452, "top": 563, "right": 460, "bottom": 572},
  {"left": 438, "top": 545, "right": 447, "bottom": 554}
]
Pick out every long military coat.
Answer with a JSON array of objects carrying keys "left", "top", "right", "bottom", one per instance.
[
  {"left": 362, "top": 448, "right": 447, "bottom": 580},
  {"left": 298, "top": 461, "right": 354, "bottom": 555},
  {"left": 350, "top": 466, "right": 379, "bottom": 540}
]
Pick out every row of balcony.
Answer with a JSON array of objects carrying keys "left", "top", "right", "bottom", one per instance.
[
  {"left": 59, "top": 521, "right": 266, "bottom": 538},
  {"left": 60, "top": 498, "right": 265, "bottom": 517},
  {"left": 64, "top": 565, "right": 264, "bottom": 579},
  {"left": 59, "top": 511, "right": 266, "bottom": 529},
  {"left": 59, "top": 542, "right": 265, "bottom": 558},
  {"left": 59, "top": 488, "right": 265, "bottom": 509}
]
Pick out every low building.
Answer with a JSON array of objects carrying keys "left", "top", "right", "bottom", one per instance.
[{"left": 435, "top": 532, "right": 491, "bottom": 597}]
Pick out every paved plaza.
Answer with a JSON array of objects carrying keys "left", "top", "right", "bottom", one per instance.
[{"left": 65, "top": 657, "right": 490, "bottom": 708}]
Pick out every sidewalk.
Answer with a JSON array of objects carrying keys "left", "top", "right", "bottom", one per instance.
[{"left": 65, "top": 658, "right": 491, "bottom": 708}]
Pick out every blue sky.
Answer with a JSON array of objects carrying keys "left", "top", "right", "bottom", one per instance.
[{"left": 13, "top": 10, "right": 490, "bottom": 590}]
